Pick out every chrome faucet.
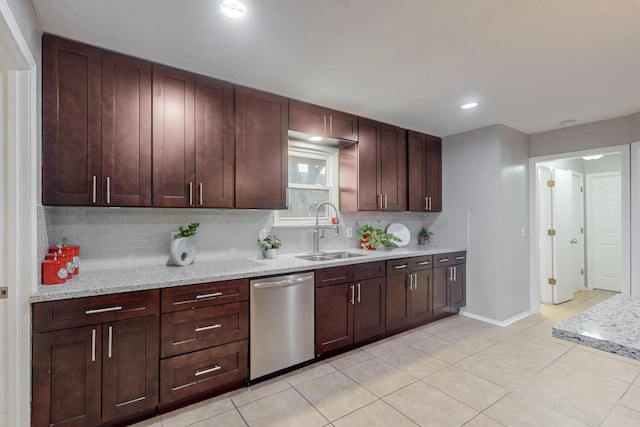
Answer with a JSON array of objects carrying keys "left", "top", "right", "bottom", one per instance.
[{"left": 313, "top": 202, "right": 339, "bottom": 254}]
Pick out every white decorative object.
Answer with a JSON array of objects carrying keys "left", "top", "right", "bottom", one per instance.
[
  {"left": 170, "top": 237, "right": 196, "bottom": 266},
  {"left": 265, "top": 248, "right": 278, "bottom": 259},
  {"left": 386, "top": 223, "right": 410, "bottom": 247}
]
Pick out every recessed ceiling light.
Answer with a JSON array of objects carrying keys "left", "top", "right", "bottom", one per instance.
[
  {"left": 221, "top": 0, "right": 247, "bottom": 19},
  {"left": 582, "top": 155, "right": 604, "bottom": 160},
  {"left": 309, "top": 136, "right": 323, "bottom": 142},
  {"left": 460, "top": 102, "right": 478, "bottom": 110}
]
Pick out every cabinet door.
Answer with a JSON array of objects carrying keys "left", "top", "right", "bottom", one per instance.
[
  {"left": 353, "top": 277, "right": 386, "bottom": 342},
  {"left": 411, "top": 269, "right": 433, "bottom": 323},
  {"left": 102, "top": 316, "right": 159, "bottom": 422},
  {"left": 327, "top": 109, "right": 358, "bottom": 141},
  {"left": 289, "top": 99, "right": 326, "bottom": 136},
  {"left": 195, "top": 75, "right": 235, "bottom": 208},
  {"left": 152, "top": 65, "right": 195, "bottom": 207},
  {"left": 386, "top": 268, "right": 412, "bottom": 331},
  {"left": 315, "top": 284, "right": 353, "bottom": 355},
  {"left": 432, "top": 266, "right": 450, "bottom": 318},
  {"left": 450, "top": 264, "right": 466, "bottom": 310},
  {"left": 408, "top": 131, "right": 427, "bottom": 212},
  {"left": 379, "top": 123, "right": 407, "bottom": 211},
  {"left": 42, "top": 34, "right": 102, "bottom": 206},
  {"left": 425, "top": 135, "right": 442, "bottom": 212},
  {"left": 102, "top": 52, "right": 152, "bottom": 207},
  {"left": 356, "top": 118, "right": 381, "bottom": 210},
  {"left": 235, "top": 87, "right": 288, "bottom": 209},
  {"left": 32, "top": 325, "right": 102, "bottom": 427}
]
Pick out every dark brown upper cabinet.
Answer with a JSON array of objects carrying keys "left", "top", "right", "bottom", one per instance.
[
  {"left": 408, "top": 131, "right": 442, "bottom": 212},
  {"left": 235, "top": 87, "right": 288, "bottom": 209},
  {"left": 152, "top": 65, "right": 235, "bottom": 208},
  {"left": 340, "top": 118, "right": 407, "bottom": 211},
  {"left": 289, "top": 99, "right": 358, "bottom": 141},
  {"left": 43, "top": 34, "right": 152, "bottom": 207}
]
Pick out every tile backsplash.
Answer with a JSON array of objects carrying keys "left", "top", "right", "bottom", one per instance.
[{"left": 39, "top": 206, "right": 468, "bottom": 271}]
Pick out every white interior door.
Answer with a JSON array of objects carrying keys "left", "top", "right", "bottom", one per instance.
[
  {"left": 538, "top": 165, "right": 554, "bottom": 304},
  {"left": 552, "top": 169, "right": 584, "bottom": 303},
  {"left": 586, "top": 172, "right": 622, "bottom": 292}
]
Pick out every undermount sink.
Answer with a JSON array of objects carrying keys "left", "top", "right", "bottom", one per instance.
[{"left": 295, "top": 252, "right": 366, "bottom": 262}]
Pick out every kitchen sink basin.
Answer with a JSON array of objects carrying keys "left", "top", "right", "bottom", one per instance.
[{"left": 295, "top": 252, "right": 366, "bottom": 262}]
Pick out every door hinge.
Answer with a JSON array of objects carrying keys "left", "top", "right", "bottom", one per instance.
[
  {"left": 547, "top": 229, "right": 556, "bottom": 236},
  {"left": 0, "top": 287, "right": 7, "bottom": 299},
  {"left": 581, "top": 186, "right": 583, "bottom": 192},
  {"left": 548, "top": 278, "right": 557, "bottom": 285},
  {"left": 581, "top": 227, "right": 584, "bottom": 234},
  {"left": 547, "top": 180, "right": 556, "bottom": 187},
  {"left": 581, "top": 269, "right": 584, "bottom": 275}
]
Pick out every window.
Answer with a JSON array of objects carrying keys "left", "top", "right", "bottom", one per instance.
[{"left": 274, "top": 142, "right": 339, "bottom": 227}]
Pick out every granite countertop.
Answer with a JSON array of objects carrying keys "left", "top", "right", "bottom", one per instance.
[
  {"left": 552, "top": 294, "right": 640, "bottom": 361},
  {"left": 33, "top": 245, "right": 466, "bottom": 303}
]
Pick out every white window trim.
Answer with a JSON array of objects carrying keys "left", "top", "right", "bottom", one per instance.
[{"left": 274, "top": 141, "right": 340, "bottom": 228}]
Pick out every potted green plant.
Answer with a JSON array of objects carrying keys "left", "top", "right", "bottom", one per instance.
[
  {"left": 170, "top": 222, "right": 200, "bottom": 266},
  {"left": 417, "top": 227, "right": 433, "bottom": 245},
  {"left": 258, "top": 233, "right": 282, "bottom": 259},
  {"left": 357, "top": 223, "right": 401, "bottom": 250}
]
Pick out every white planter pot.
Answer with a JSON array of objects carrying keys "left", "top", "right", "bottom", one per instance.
[
  {"left": 264, "top": 248, "right": 278, "bottom": 259},
  {"left": 170, "top": 236, "right": 197, "bottom": 266}
]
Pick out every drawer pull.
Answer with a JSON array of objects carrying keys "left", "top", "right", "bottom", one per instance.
[
  {"left": 196, "top": 292, "right": 223, "bottom": 299},
  {"left": 195, "top": 365, "right": 221, "bottom": 376},
  {"left": 91, "top": 329, "right": 96, "bottom": 362},
  {"left": 85, "top": 306, "right": 123, "bottom": 315},
  {"left": 455, "top": 256, "right": 465, "bottom": 261},
  {"left": 195, "top": 324, "right": 222, "bottom": 332},
  {"left": 418, "top": 261, "right": 430, "bottom": 265},
  {"left": 438, "top": 258, "right": 449, "bottom": 263},
  {"left": 394, "top": 264, "right": 408, "bottom": 270}
]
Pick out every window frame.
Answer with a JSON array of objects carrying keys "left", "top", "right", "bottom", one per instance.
[{"left": 274, "top": 141, "right": 340, "bottom": 228}]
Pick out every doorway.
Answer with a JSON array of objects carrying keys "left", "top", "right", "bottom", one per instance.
[{"left": 529, "top": 146, "right": 630, "bottom": 312}]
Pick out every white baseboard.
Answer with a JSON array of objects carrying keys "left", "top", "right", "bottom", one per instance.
[{"left": 459, "top": 309, "right": 533, "bottom": 327}]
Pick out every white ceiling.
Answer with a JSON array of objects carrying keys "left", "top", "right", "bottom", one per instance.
[{"left": 31, "top": 0, "right": 640, "bottom": 137}]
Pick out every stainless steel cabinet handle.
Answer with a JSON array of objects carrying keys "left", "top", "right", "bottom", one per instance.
[
  {"left": 418, "top": 261, "right": 430, "bottom": 266},
  {"left": 384, "top": 194, "right": 388, "bottom": 209},
  {"left": 253, "top": 275, "right": 313, "bottom": 289},
  {"left": 108, "top": 326, "right": 113, "bottom": 358},
  {"left": 196, "top": 292, "right": 223, "bottom": 299},
  {"left": 424, "top": 196, "right": 428, "bottom": 211},
  {"left": 407, "top": 273, "right": 412, "bottom": 290},
  {"left": 85, "top": 306, "right": 123, "bottom": 315},
  {"left": 106, "top": 176, "right": 111, "bottom": 204},
  {"left": 448, "top": 267, "right": 453, "bottom": 282},
  {"left": 438, "top": 258, "right": 449, "bottom": 263},
  {"left": 199, "top": 183, "right": 203, "bottom": 206},
  {"left": 195, "top": 324, "right": 222, "bottom": 332},
  {"left": 91, "top": 328, "right": 96, "bottom": 362},
  {"left": 356, "top": 283, "right": 361, "bottom": 303},
  {"left": 189, "top": 182, "right": 193, "bottom": 206},
  {"left": 570, "top": 239, "right": 578, "bottom": 244},
  {"left": 454, "top": 266, "right": 457, "bottom": 282},
  {"left": 92, "top": 176, "right": 97, "bottom": 204},
  {"left": 195, "top": 365, "right": 221, "bottom": 376},
  {"left": 377, "top": 194, "right": 383, "bottom": 210},
  {"left": 413, "top": 273, "right": 418, "bottom": 289},
  {"left": 350, "top": 285, "right": 355, "bottom": 305},
  {"left": 455, "top": 256, "right": 465, "bottom": 261},
  {"left": 428, "top": 197, "right": 432, "bottom": 211},
  {"left": 394, "top": 264, "right": 408, "bottom": 270}
]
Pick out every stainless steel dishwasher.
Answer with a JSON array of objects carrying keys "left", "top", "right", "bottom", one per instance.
[{"left": 249, "top": 272, "right": 315, "bottom": 381}]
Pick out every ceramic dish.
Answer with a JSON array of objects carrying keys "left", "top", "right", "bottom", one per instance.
[{"left": 386, "top": 223, "right": 410, "bottom": 247}]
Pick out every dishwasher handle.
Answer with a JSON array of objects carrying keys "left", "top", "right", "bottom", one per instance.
[{"left": 252, "top": 275, "right": 314, "bottom": 289}]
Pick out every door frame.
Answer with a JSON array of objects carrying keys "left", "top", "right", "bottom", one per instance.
[
  {"left": 0, "top": 1, "right": 38, "bottom": 426},
  {"left": 528, "top": 145, "right": 631, "bottom": 313}
]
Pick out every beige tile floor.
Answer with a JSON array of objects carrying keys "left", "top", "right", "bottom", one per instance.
[{"left": 135, "top": 290, "right": 640, "bottom": 427}]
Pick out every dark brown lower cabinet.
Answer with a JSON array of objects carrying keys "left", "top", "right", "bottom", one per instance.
[
  {"left": 315, "top": 262, "right": 386, "bottom": 356},
  {"left": 32, "top": 316, "right": 159, "bottom": 427},
  {"left": 386, "top": 256, "right": 433, "bottom": 332},
  {"left": 433, "top": 252, "right": 467, "bottom": 318}
]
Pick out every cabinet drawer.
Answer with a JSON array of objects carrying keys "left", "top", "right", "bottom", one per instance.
[
  {"left": 315, "top": 265, "right": 354, "bottom": 287},
  {"left": 354, "top": 261, "right": 385, "bottom": 280},
  {"left": 160, "top": 340, "right": 247, "bottom": 404},
  {"left": 433, "top": 253, "right": 454, "bottom": 267},
  {"left": 386, "top": 258, "right": 411, "bottom": 276},
  {"left": 411, "top": 255, "right": 433, "bottom": 271},
  {"left": 161, "top": 279, "right": 248, "bottom": 312},
  {"left": 161, "top": 302, "right": 248, "bottom": 358},
  {"left": 452, "top": 252, "right": 467, "bottom": 264},
  {"left": 33, "top": 290, "right": 160, "bottom": 333}
]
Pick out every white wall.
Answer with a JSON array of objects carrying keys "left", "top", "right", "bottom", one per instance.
[
  {"left": 443, "top": 125, "right": 530, "bottom": 323},
  {"left": 5, "top": 0, "right": 40, "bottom": 61}
]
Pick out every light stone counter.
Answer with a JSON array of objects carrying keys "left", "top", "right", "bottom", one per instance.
[
  {"left": 33, "top": 245, "right": 466, "bottom": 303},
  {"left": 552, "top": 294, "right": 640, "bottom": 361}
]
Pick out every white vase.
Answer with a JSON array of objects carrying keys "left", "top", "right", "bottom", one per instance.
[
  {"left": 265, "top": 248, "right": 278, "bottom": 259},
  {"left": 170, "top": 236, "right": 197, "bottom": 266}
]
